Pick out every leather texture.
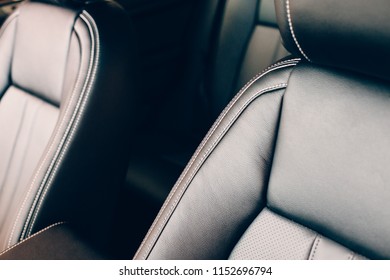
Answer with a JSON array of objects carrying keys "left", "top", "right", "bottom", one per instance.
[
  {"left": 135, "top": 60, "right": 389, "bottom": 260},
  {"left": 12, "top": 2, "right": 76, "bottom": 105},
  {"left": 0, "top": 223, "right": 103, "bottom": 260},
  {"left": 275, "top": 0, "right": 390, "bottom": 81},
  {"left": 229, "top": 208, "right": 366, "bottom": 260},
  {"left": 268, "top": 64, "right": 390, "bottom": 259},
  {"left": 0, "top": 86, "right": 59, "bottom": 250},
  {"left": 135, "top": 60, "right": 390, "bottom": 260},
  {"left": 134, "top": 59, "right": 300, "bottom": 260},
  {"left": 133, "top": 0, "right": 390, "bottom": 261},
  {"left": 229, "top": 208, "right": 317, "bottom": 260},
  {"left": 0, "top": 0, "right": 136, "bottom": 253}
]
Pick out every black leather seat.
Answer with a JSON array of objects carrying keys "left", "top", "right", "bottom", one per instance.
[
  {"left": 1, "top": 0, "right": 389, "bottom": 261},
  {"left": 0, "top": 0, "right": 136, "bottom": 253},
  {"left": 133, "top": 0, "right": 390, "bottom": 259}
]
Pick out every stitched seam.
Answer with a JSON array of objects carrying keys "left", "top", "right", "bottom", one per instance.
[
  {"left": 27, "top": 11, "right": 100, "bottom": 236},
  {"left": 0, "top": 222, "right": 66, "bottom": 257},
  {"left": 134, "top": 59, "right": 300, "bottom": 258},
  {"left": 13, "top": 15, "right": 89, "bottom": 242},
  {"left": 146, "top": 84, "right": 287, "bottom": 256},
  {"left": 141, "top": 84, "right": 288, "bottom": 259},
  {"left": 309, "top": 235, "right": 322, "bottom": 260},
  {"left": 286, "top": 0, "right": 311, "bottom": 61},
  {"left": 134, "top": 60, "right": 298, "bottom": 259},
  {"left": 134, "top": 61, "right": 297, "bottom": 259},
  {"left": 21, "top": 35, "right": 88, "bottom": 237},
  {"left": 7, "top": 10, "right": 97, "bottom": 246},
  {"left": 6, "top": 20, "right": 85, "bottom": 247}
]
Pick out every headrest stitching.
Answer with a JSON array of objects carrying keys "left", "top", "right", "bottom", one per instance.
[{"left": 286, "top": 0, "right": 311, "bottom": 61}]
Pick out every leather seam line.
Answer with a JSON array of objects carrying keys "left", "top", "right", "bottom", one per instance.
[
  {"left": 309, "top": 235, "right": 321, "bottom": 260},
  {"left": 135, "top": 60, "right": 298, "bottom": 259},
  {"left": 6, "top": 12, "right": 86, "bottom": 246},
  {"left": 142, "top": 84, "right": 288, "bottom": 259},
  {"left": 26, "top": 11, "right": 100, "bottom": 237},
  {"left": 7, "top": 10, "right": 99, "bottom": 247},
  {"left": 7, "top": 14, "right": 86, "bottom": 245},
  {"left": 286, "top": 0, "right": 311, "bottom": 61},
  {"left": 134, "top": 61, "right": 298, "bottom": 259},
  {"left": 0, "top": 222, "right": 66, "bottom": 258},
  {"left": 134, "top": 60, "right": 299, "bottom": 259}
]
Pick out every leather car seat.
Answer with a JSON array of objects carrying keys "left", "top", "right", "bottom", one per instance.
[
  {"left": 134, "top": 0, "right": 390, "bottom": 259},
  {"left": 0, "top": 0, "right": 136, "bottom": 253}
]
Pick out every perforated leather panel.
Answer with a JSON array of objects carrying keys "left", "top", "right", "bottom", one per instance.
[
  {"left": 230, "top": 208, "right": 368, "bottom": 260},
  {"left": 229, "top": 208, "right": 315, "bottom": 259},
  {"left": 268, "top": 64, "right": 390, "bottom": 259}
]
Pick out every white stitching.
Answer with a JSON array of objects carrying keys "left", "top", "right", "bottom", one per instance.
[
  {"left": 286, "top": 0, "right": 311, "bottom": 61},
  {"left": 7, "top": 16, "right": 86, "bottom": 246},
  {"left": 146, "top": 84, "right": 287, "bottom": 258},
  {"left": 0, "top": 222, "right": 66, "bottom": 257},
  {"left": 27, "top": 11, "right": 100, "bottom": 236},
  {"left": 309, "top": 235, "right": 321, "bottom": 260},
  {"left": 135, "top": 60, "right": 298, "bottom": 259},
  {"left": 134, "top": 60, "right": 299, "bottom": 259},
  {"left": 6, "top": 23, "right": 85, "bottom": 247},
  {"left": 7, "top": 10, "right": 99, "bottom": 246},
  {"left": 20, "top": 18, "right": 89, "bottom": 238}
]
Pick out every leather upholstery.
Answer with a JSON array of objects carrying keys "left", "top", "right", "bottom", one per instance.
[
  {"left": 268, "top": 64, "right": 390, "bottom": 259},
  {"left": 12, "top": 2, "right": 76, "bottom": 105},
  {"left": 0, "top": 223, "right": 103, "bottom": 260},
  {"left": 134, "top": 59, "right": 300, "bottom": 259},
  {"left": 229, "top": 209, "right": 366, "bottom": 260},
  {"left": 275, "top": 0, "right": 390, "bottom": 80},
  {"left": 0, "top": 0, "right": 136, "bottom": 253},
  {"left": 136, "top": 60, "right": 389, "bottom": 260},
  {"left": 134, "top": 0, "right": 390, "bottom": 260}
]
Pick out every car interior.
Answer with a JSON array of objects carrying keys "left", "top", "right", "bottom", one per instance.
[{"left": 0, "top": 0, "right": 389, "bottom": 260}]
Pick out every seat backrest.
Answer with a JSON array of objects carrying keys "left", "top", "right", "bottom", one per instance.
[
  {"left": 0, "top": 0, "right": 136, "bottom": 252},
  {"left": 135, "top": 0, "right": 390, "bottom": 260}
]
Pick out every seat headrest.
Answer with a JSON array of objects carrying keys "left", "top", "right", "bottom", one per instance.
[{"left": 275, "top": 0, "right": 390, "bottom": 81}]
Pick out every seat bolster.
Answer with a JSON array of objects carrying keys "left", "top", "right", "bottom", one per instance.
[
  {"left": 3, "top": 1, "right": 137, "bottom": 254},
  {"left": 134, "top": 58, "right": 300, "bottom": 260},
  {"left": 25, "top": 2, "right": 136, "bottom": 244}
]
